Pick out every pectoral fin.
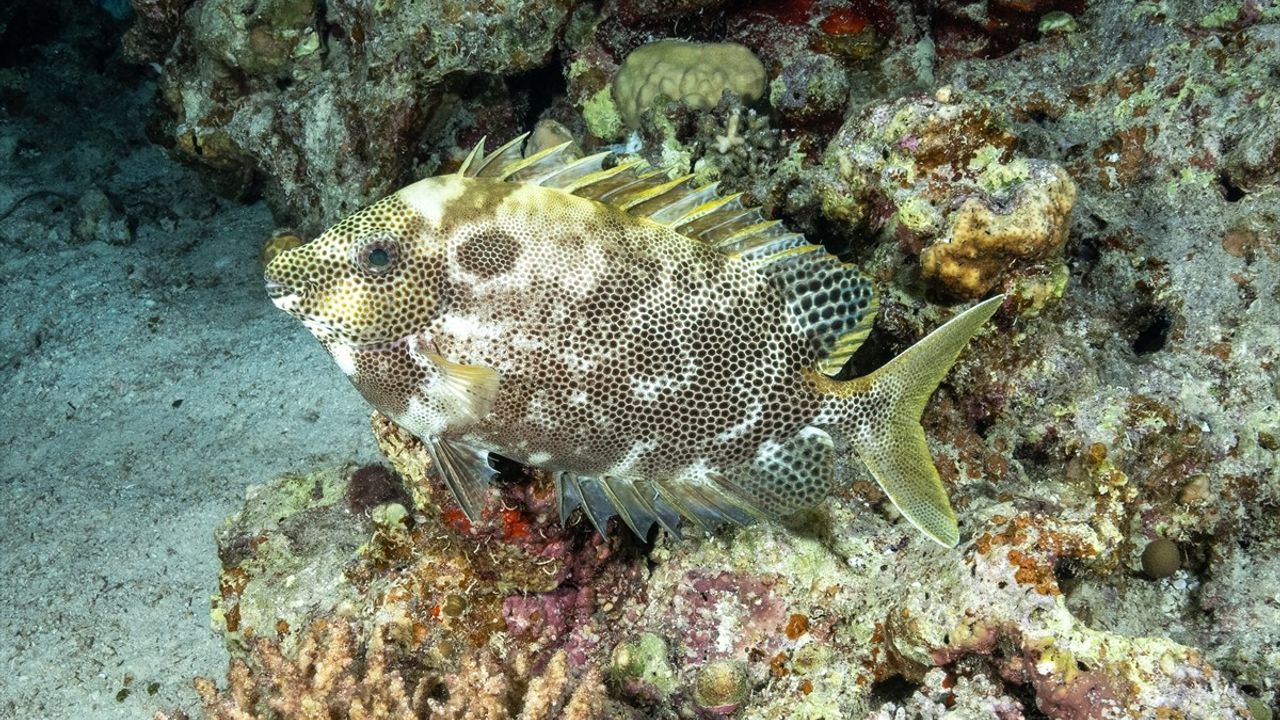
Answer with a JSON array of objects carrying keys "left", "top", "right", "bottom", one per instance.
[{"left": 425, "top": 352, "right": 500, "bottom": 427}]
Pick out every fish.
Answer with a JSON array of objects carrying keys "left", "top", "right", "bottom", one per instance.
[{"left": 264, "top": 135, "right": 1002, "bottom": 547}]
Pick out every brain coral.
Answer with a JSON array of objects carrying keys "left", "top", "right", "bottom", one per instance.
[{"left": 612, "top": 40, "right": 766, "bottom": 129}]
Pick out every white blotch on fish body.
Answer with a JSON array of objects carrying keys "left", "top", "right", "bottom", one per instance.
[
  {"left": 558, "top": 246, "right": 602, "bottom": 299},
  {"left": 328, "top": 343, "right": 358, "bottom": 376},
  {"left": 606, "top": 440, "right": 658, "bottom": 476},
  {"left": 440, "top": 313, "right": 500, "bottom": 343},
  {"left": 508, "top": 332, "right": 546, "bottom": 352},
  {"left": 396, "top": 174, "right": 466, "bottom": 229},
  {"left": 558, "top": 350, "right": 597, "bottom": 373},
  {"left": 715, "top": 399, "right": 762, "bottom": 442},
  {"left": 630, "top": 375, "right": 675, "bottom": 402}
]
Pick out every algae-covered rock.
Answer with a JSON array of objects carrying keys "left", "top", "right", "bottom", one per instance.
[
  {"left": 186, "top": 1, "right": 1280, "bottom": 717},
  {"left": 147, "top": 0, "right": 572, "bottom": 232},
  {"left": 195, "top": 412, "right": 1256, "bottom": 719},
  {"left": 822, "top": 94, "right": 1076, "bottom": 299},
  {"left": 921, "top": 162, "right": 1076, "bottom": 298},
  {"left": 610, "top": 632, "right": 677, "bottom": 700}
]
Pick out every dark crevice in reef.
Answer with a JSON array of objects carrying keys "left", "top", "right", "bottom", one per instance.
[
  {"left": 0, "top": 3, "right": 64, "bottom": 68},
  {"left": 870, "top": 674, "right": 919, "bottom": 704},
  {"left": 1003, "top": 680, "right": 1053, "bottom": 719},
  {"left": 1131, "top": 308, "right": 1172, "bottom": 355},
  {"left": 1218, "top": 172, "right": 1246, "bottom": 203},
  {"left": 506, "top": 53, "right": 568, "bottom": 131}
]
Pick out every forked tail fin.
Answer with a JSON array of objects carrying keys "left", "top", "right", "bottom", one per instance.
[{"left": 814, "top": 295, "right": 1003, "bottom": 547}]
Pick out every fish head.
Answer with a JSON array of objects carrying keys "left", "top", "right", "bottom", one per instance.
[{"left": 264, "top": 177, "right": 459, "bottom": 354}]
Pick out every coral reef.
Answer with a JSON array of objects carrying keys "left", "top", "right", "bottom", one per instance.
[
  {"left": 162, "top": 0, "right": 1280, "bottom": 717},
  {"left": 185, "top": 411, "right": 1260, "bottom": 718},
  {"left": 140, "top": 0, "right": 572, "bottom": 233}
]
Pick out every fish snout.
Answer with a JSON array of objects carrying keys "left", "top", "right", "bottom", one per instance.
[
  {"left": 263, "top": 265, "right": 309, "bottom": 311},
  {"left": 264, "top": 279, "right": 290, "bottom": 298},
  {"left": 263, "top": 252, "right": 311, "bottom": 301}
]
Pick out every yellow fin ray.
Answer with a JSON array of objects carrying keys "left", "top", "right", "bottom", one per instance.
[
  {"left": 616, "top": 174, "right": 697, "bottom": 212},
  {"left": 468, "top": 134, "right": 528, "bottom": 178},
  {"left": 645, "top": 183, "right": 726, "bottom": 225},
  {"left": 495, "top": 141, "right": 577, "bottom": 182},
  {"left": 456, "top": 138, "right": 487, "bottom": 176},
  {"left": 535, "top": 150, "right": 612, "bottom": 188},
  {"left": 424, "top": 352, "right": 501, "bottom": 426}
]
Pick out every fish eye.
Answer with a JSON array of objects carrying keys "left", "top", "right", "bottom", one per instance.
[{"left": 355, "top": 237, "right": 398, "bottom": 274}]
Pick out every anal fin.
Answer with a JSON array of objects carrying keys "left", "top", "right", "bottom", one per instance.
[
  {"left": 566, "top": 474, "right": 618, "bottom": 536},
  {"left": 426, "top": 437, "right": 498, "bottom": 523},
  {"left": 655, "top": 474, "right": 769, "bottom": 532},
  {"left": 554, "top": 474, "right": 684, "bottom": 540}
]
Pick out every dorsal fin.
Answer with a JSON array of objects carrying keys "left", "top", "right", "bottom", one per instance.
[{"left": 457, "top": 136, "right": 880, "bottom": 373}]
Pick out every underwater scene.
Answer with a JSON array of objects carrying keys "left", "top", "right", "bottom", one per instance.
[{"left": 1, "top": 0, "right": 1278, "bottom": 718}]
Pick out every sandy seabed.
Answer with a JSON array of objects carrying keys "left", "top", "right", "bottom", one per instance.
[{"left": 0, "top": 15, "right": 378, "bottom": 719}]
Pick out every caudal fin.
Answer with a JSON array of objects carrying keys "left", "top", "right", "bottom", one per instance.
[{"left": 837, "top": 296, "right": 1003, "bottom": 547}]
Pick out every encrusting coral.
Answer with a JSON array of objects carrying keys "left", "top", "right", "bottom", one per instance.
[
  {"left": 151, "top": 0, "right": 1280, "bottom": 717},
  {"left": 921, "top": 162, "right": 1076, "bottom": 298},
  {"left": 174, "top": 410, "right": 1257, "bottom": 719},
  {"left": 822, "top": 93, "right": 1078, "bottom": 300}
]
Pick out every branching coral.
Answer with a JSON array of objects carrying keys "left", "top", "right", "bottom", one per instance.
[{"left": 190, "top": 619, "right": 423, "bottom": 720}]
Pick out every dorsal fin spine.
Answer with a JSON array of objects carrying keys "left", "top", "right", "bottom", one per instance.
[
  {"left": 495, "top": 141, "right": 575, "bottom": 181},
  {"left": 646, "top": 183, "right": 721, "bottom": 225},
  {"left": 596, "top": 169, "right": 668, "bottom": 203},
  {"left": 558, "top": 160, "right": 643, "bottom": 194},
  {"left": 713, "top": 220, "right": 783, "bottom": 250},
  {"left": 616, "top": 174, "right": 696, "bottom": 211},
  {"left": 472, "top": 134, "right": 528, "bottom": 177},
  {"left": 536, "top": 151, "right": 611, "bottom": 187},
  {"left": 457, "top": 138, "right": 487, "bottom": 176},
  {"left": 668, "top": 191, "right": 742, "bottom": 229}
]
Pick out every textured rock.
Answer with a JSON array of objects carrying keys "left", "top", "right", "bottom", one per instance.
[
  {"left": 182, "top": 1, "right": 1280, "bottom": 717},
  {"left": 822, "top": 94, "right": 1077, "bottom": 299},
  {"left": 189, "top": 411, "right": 1257, "bottom": 718},
  {"left": 147, "top": 0, "right": 571, "bottom": 233},
  {"left": 921, "top": 163, "right": 1076, "bottom": 298}
]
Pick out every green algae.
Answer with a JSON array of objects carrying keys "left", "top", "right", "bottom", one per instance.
[
  {"left": 583, "top": 87, "right": 623, "bottom": 141},
  {"left": 610, "top": 632, "right": 677, "bottom": 695}
]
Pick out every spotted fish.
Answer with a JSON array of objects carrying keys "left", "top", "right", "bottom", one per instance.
[{"left": 264, "top": 136, "right": 1002, "bottom": 547}]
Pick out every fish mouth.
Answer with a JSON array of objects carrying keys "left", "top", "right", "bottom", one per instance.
[{"left": 265, "top": 281, "right": 305, "bottom": 317}]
